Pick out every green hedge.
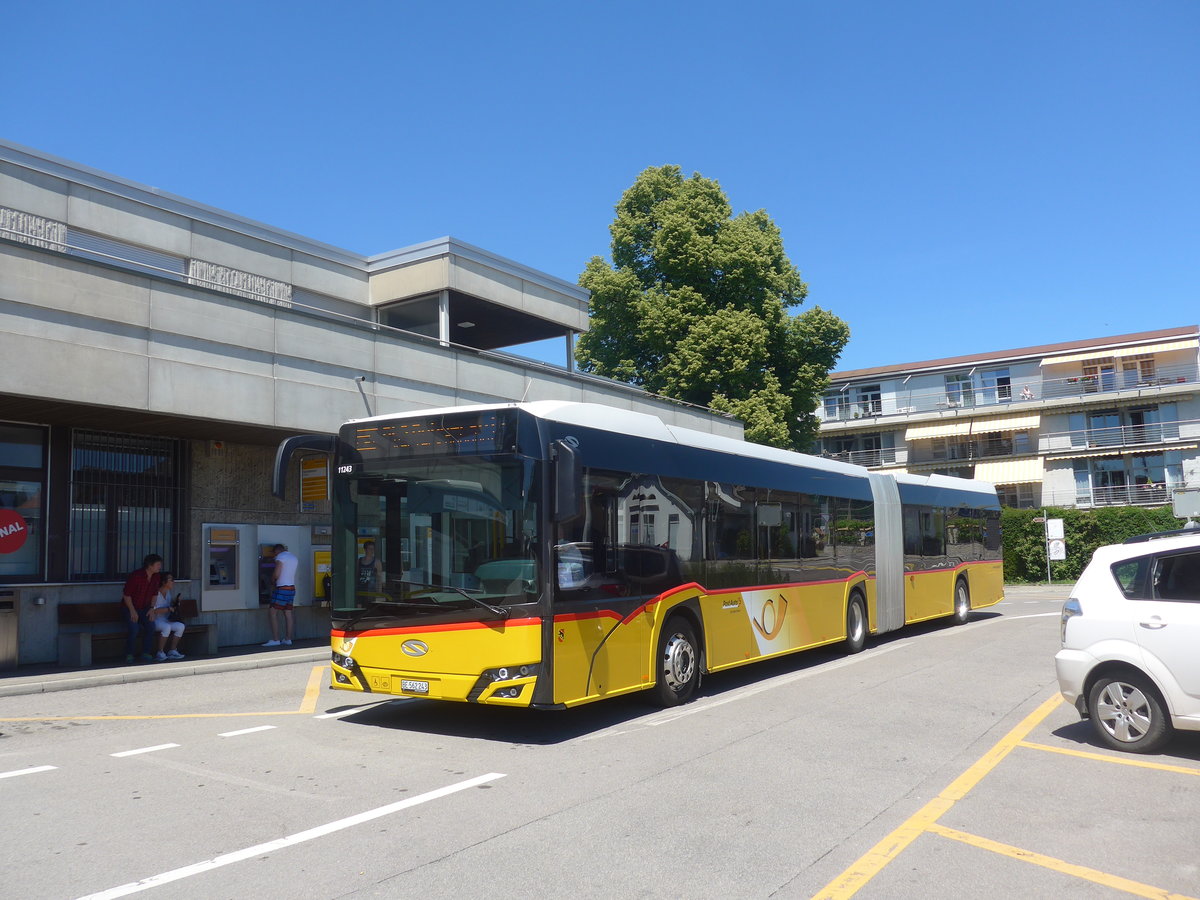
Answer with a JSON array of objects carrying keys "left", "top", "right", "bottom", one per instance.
[{"left": 1001, "top": 506, "right": 1186, "bottom": 584}]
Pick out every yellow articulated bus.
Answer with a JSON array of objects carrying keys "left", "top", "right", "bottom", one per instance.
[{"left": 273, "top": 401, "right": 1003, "bottom": 709}]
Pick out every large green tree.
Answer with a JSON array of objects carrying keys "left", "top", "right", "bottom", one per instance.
[{"left": 576, "top": 165, "right": 850, "bottom": 449}]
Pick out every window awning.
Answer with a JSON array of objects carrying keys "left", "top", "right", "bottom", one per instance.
[
  {"left": 1041, "top": 338, "right": 1199, "bottom": 367},
  {"left": 971, "top": 457, "right": 1045, "bottom": 485},
  {"left": 905, "top": 413, "right": 1040, "bottom": 441}
]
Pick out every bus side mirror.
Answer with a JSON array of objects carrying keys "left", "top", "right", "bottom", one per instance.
[
  {"left": 552, "top": 440, "right": 582, "bottom": 523},
  {"left": 272, "top": 435, "right": 337, "bottom": 499}
]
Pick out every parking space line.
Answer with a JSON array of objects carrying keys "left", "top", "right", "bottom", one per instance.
[
  {"left": 314, "top": 698, "right": 409, "bottom": 719},
  {"left": 927, "top": 823, "right": 1196, "bottom": 900},
  {"left": 218, "top": 725, "right": 277, "bottom": 738},
  {"left": 814, "top": 692, "right": 1063, "bottom": 899},
  {"left": 1018, "top": 741, "right": 1200, "bottom": 776},
  {"left": 75, "top": 772, "right": 506, "bottom": 900},
  {"left": 110, "top": 744, "right": 179, "bottom": 758},
  {"left": 0, "top": 765, "right": 57, "bottom": 779}
]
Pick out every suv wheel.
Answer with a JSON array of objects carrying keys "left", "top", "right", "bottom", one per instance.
[{"left": 1087, "top": 673, "right": 1172, "bottom": 754}]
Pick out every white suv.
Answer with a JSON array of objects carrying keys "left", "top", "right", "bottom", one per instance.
[{"left": 1056, "top": 530, "right": 1200, "bottom": 754}]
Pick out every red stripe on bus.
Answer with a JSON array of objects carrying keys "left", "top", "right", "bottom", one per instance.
[
  {"left": 704, "top": 572, "right": 870, "bottom": 594},
  {"left": 905, "top": 560, "right": 996, "bottom": 576},
  {"left": 333, "top": 616, "right": 540, "bottom": 639},
  {"left": 553, "top": 610, "right": 623, "bottom": 624}
]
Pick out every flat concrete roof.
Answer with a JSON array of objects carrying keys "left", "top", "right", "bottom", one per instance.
[
  {"left": 0, "top": 139, "right": 585, "bottom": 304},
  {"left": 831, "top": 324, "right": 1200, "bottom": 382}
]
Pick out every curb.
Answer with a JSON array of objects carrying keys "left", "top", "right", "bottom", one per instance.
[{"left": 0, "top": 649, "right": 329, "bottom": 698}]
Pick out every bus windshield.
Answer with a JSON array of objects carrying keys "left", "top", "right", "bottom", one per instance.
[{"left": 334, "top": 455, "right": 539, "bottom": 620}]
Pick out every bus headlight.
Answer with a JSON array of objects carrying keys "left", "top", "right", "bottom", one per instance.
[
  {"left": 468, "top": 663, "right": 541, "bottom": 702},
  {"left": 484, "top": 663, "right": 538, "bottom": 682}
]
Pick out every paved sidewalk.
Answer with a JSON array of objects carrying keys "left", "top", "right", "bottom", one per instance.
[{"left": 0, "top": 639, "right": 329, "bottom": 698}]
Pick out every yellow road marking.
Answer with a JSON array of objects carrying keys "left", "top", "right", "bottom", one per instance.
[
  {"left": 928, "top": 823, "right": 1198, "bottom": 900},
  {"left": 300, "top": 664, "right": 323, "bottom": 714},
  {"left": 0, "top": 665, "right": 327, "bottom": 722},
  {"left": 1018, "top": 741, "right": 1200, "bottom": 776},
  {"left": 814, "top": 693, "right": 1063, "bottom": 899}
]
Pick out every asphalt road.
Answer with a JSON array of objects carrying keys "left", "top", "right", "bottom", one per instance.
[{"left": 2, "top": 587, "right": 1198, "bottom": 900}]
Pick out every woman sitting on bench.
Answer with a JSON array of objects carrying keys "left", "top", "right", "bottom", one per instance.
[{"left": 149, "top": 572, "right": 186, "bottom": 661}]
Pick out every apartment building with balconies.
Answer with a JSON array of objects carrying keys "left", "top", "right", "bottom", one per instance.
[{"left": 816, "top": 326, "right": 1200, "bottom": 509}]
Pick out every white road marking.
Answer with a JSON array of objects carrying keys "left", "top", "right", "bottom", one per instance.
[
  {"left": 581, "top": 641, "right": 915, "bottom": 740},
  {"left": 110, "top": 744, "right": 180, "bottom": 758},
  {"left": 582, "top": 607, "right": 1062, "bottom": 740},
  {"left": 314, "top": 708, "right": 360, "bottom": 719},
  {"left": 217, "top": 725, "right": 277, "bottom": 738},
  {"left": 645, "top": 641, "right": 914, "bottom": 727},
  {"left": 75, "top": 772, "right": 507, "bottom": 900},
  {"left": 314, "top": 698, "right": 411, "bottom": 719},
  {"left": 0, "top": 765, "right": 57, "bottom": 780}
]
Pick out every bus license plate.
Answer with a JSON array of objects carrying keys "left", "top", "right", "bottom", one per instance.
[{"left": 400, "top": 679, "right": 429, "bottom": 694}]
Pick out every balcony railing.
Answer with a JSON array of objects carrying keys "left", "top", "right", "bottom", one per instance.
[
  {"left": 822, "top": 448, "right": 903, "bottom": 467},
  {"left": 821, "top": 361, "right": 1200, "bottom": 424},
  {"left": 1041, "top": 483, "right": 1172, "bottom": 508},
  {"left": 1041, "top": 418, "right": 1200, "bottom": 453},
  {"left": 905, "top": 444, "right": 1027, "bottom": 465}
]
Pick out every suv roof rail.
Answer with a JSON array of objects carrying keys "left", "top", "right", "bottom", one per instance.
[{"left": 1123, "top": 524, "right": 1200, "bottom": 544}]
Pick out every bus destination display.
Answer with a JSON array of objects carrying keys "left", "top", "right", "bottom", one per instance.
[{"left": 353, "top": 411, "right": 516, "bottom": 460}]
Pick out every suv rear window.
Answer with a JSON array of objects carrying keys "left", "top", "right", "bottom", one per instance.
[{"left": 1111, "top": 558, "right": 1151, "bottom": 599}]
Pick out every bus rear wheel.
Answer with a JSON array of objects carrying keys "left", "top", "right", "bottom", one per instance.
[
  {"left": 654, "top": 617, "right": 699, "bottom": 707},
  {"left": 953, "top": 579, "right": 971, "bottom": 625},
  {"left": 845, "top": 593, "right": 867, "bottom": 654}
]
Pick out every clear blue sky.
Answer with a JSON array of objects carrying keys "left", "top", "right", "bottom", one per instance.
[{"left": 4, "top": 1, "right": 1197, "bottom": 372}]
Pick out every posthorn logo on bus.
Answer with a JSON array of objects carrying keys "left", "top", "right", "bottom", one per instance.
[{"left": 401, "top": 640, "right": 429, "bottom": 657}]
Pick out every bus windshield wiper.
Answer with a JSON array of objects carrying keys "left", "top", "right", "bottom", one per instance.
[
  {"left": 442, "top": 585, "right": 509, "bottom": 619},
  {"left": 399, "top": 580, "right": 508, "bottom": 619}
]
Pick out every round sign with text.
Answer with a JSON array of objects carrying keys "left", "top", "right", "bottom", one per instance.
[{"left": 0, "top": 509, "right": 29, "bottom": 554}]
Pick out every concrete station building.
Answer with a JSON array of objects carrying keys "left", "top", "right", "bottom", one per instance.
[
  {"left": 816, "top": 326, "right": 1200, "bottom": 510},
  {"left": 0, "top": 140, "right": 741, "bottom": 667}
]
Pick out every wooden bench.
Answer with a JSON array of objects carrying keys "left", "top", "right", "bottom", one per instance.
[{"left": 57, "top": 598, "right": 217, "bottom": 666}]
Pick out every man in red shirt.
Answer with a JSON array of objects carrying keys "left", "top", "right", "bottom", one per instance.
[{"left": 122, "top": 554, "right": 163, "bottom": 663}]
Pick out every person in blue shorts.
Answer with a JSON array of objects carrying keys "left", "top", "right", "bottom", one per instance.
[{"left": 263, "top": 543, "right": 298, "bottom": 647}]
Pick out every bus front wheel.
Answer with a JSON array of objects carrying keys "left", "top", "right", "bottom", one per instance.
[
  {"left": 953, "top": 579, "right": 971, "bottom": 625},
  {"left": 654, "top": 617, "right": 699, "bottom": 707},
  {"left": 845, "top": 593, "right": 867, "bottom": 654}
]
